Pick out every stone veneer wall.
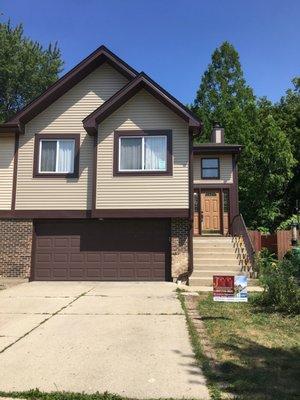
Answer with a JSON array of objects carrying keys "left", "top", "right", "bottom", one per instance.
[
  {"left": 171, "top": 218, "right": 190, "bottom": 280},
  {"left": 0, "top": 219, "right": 33, "bottom": 278}
]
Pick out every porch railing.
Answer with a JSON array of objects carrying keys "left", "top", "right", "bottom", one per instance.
[{"left": 231, "top": 214, "right": 256, "bottom": 276}]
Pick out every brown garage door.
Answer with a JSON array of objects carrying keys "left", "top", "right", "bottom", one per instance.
[{"left": 33, "top": 219, "right": 170, "bottom": 281}]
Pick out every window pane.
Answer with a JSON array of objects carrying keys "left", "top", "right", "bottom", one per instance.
[
  {"left": 144, "top": 136, "right": 166, "bottom": 170},
  {"left": 120, "top": 138, "right": 142, "bottom": 170},
  {"left": 57, "top": 140, "right": 75, "bottom": 173},
  {"left": 40, "top": 141, "right": 56, "bottom": 172},
  {"left": 202, "top": 158, "right": 218, "bottom": 168},
  {"left": 223, "top": 190, "right": 229, "bottom": 212},
  {"left": 202, "top": 168, "right": 219, "bottom": 178}
]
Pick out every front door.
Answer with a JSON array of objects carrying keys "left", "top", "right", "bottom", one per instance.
[{"left": 201, "top": 190, "right": 221, "bottom": 234}]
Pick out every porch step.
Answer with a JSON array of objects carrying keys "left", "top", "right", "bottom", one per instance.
[
  {"left": 189, "top": 276, "right": 258, "bottom": 287},
  {"left": 193, "top": 264, "right": 242, "bottom": 272},
  {"left": 194, "top": 237, "right": 233, "bottom": 241},
  {"left": 191, "top": 270, "right": 242, "bottom": 278},
  {"left": 193, "top": 253, "right": 238, "bottom": 260},
  {"left": 194, "top": 259, "right": 240, "bottom": 267},
  {"left": 193, "top": 248, "right": 236, "bottom": 254},
  {"left": 193, "top": 242, "right": 234, "bottom": 249}
]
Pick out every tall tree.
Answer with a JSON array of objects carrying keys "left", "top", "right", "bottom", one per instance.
[
  {"left": 0, "top": 20, "right": 63, "bottom": 123},
  {"left": 273, "top": 78, "right": 300, "bottom": 216},
  {"left": 192, "top": 42, "right": 296, "bottom": 230},
  {"left": 192, "top": 41, "right": 256, "bottom": 144}
]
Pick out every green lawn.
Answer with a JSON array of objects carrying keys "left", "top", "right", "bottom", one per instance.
[{"left": 197, "top": 293, "right": 300, "bottom": 400}]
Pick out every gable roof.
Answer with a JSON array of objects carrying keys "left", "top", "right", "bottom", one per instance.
[
  {"left": 83, "top": 72, "right": 201, "bottom": 135},
  {"left": 0, "top": 45, "right": 202, "bottom": 136},
  {"left": 0, "top": 45, "right": 138, "bottom": 134}
]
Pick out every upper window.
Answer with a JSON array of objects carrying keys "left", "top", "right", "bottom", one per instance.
[
  {"left": 34, "top": 134, "right": 79, "bottom": 178},
  {"left": 201, "top": 158, "right": 220, "bottom": 179},
  {"left": 114, "top": 131, "right": 172, "bottom": 176},
  {"left": 39, "top": 139, "right": 75, "bottom": 173}
]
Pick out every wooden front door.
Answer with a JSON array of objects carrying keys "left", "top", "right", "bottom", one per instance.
[{"left": 201, "top": 190, "right": 221, "bottom": 234}]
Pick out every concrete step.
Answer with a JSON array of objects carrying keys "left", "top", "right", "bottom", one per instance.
[
  {"left": 189, "top": 275, "right": 251, "bottom": 287},
  {"left": 189, "top": 277, "right": 215, "bottom": 286},
  {"left": 193, "top": 242, "right": 234, "bottom": 248},
  {"left": 193, "top": 248, "right": 236, "bottom": 254},
  {"left": 193, "top": 253, "right": 237, "bottom": 260},
  {"left": 189, "top": 277, "right": 259, "bottom": 287},
  {"left": 193, "top": 259, "right": 240, "bottom": 267},
  {"left": 193, "top": 237, "right": 233, "bottom": 242},
  {"left": 193, "top": 264, "right": 242, "bottom": 272},
  {"left": 191, "top": 270, "right": 242, "bottom": 278}
]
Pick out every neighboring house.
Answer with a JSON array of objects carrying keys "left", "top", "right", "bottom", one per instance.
[{"left": 0, "top": 45, "right": 250, "bottom": 283}]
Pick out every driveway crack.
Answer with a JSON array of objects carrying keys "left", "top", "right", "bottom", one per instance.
[{"left": 0, "top": 288, "right": 93, "bottom": 354}]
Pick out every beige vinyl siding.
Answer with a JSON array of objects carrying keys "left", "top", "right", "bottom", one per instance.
[
  {"left": 15, "top": 63, "right": 128, "bottom": 210},
  {"left": 96, "top": 90, "right": 189, "bottom": 209},
  {"left": 193, "top": 154, "right": 233, "bottom": 184},
  {"left": 0, "top": 136, "right": 15, "bottom": 209}
]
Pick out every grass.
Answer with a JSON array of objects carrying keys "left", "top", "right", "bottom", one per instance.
[
  {"left": 176, "top": 289, "right": 222, "bottom": 400},
  {"left": 0, "top": 389, "right": 124, "bottom": 400},
  {"left": 197, "top": 292, "right": 300, "bottom": 400}
]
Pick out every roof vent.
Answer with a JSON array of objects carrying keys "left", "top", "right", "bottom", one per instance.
[{"left": 211, "top": 123, "right": 224, "bottom": 144}]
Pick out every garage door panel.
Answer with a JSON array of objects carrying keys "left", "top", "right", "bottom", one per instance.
[
  {"left": 33, "top": 220, "right": 170, "bottom": 281},
  {"left": 86, "top": 268, "right": 101, "bottom": 278},
  {"left": 54, "top": 237, "right": 69, "bottom": 248},
  {"left": 119, "top": 253, "right": 134, "bottom": 262},
  {"left": 52, "top": 268, "right": 68, "bottom": 278},
  {"left": 54, "top": 253, "right": 68, "bottom": 263},
  {"left": 69, "top": 268, "right": 85, "bottom": 278},
  {"left": 36, "top": 253, "right": 52, "bottom": 263},
  {"left": 35, "top": 269, "right": 51, "bottom": 279},
  {"left": 37, "top": 237, "right": 52, "bottom": 248},
  {"left": 102, "top": 268, "right": 118, "bottom": 279}
]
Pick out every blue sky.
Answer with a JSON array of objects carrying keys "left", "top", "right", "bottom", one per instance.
[{"left": 1, "top": 0, "right": 299, "bottom": 105}]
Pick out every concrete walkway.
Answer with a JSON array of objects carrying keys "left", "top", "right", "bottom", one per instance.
[{"left": 0, "top": 282, "right": 209, "bottom": 399}]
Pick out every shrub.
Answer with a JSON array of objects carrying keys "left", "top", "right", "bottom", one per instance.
[
  {"left": 254, "top": 250, "right": 300, "bottom": 314},
  {"left": 277, "top": 215, "right": 298, "bottom": 230}
]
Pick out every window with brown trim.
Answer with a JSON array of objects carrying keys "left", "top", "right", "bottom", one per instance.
[
  {"left": 113, "top": 130, "right": 172, "bottom": 176},
  {"left": 201, "top": 158, "right": 220, "bottom": 179},
  {"left": 33, "top": 134, "right": 80, "bottom": 178}
]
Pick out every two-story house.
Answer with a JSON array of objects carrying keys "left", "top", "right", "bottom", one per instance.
[{"left": 0, "top": 46, "right": 252, "bottom": 284}]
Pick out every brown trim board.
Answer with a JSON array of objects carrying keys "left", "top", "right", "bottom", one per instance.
[
  {"left": 188, "top": 129, "right": 194, "bottom": 275},
  {"left": 11, "top": 133, "right": 19, "bottom": 210},
  {"left": 0, "top": 209, "right": 189, "bottom": 219},
  {"left": 33, "top": 134, "right": 80, "bottom": 178},
  {"left": 113, "top": 130, "right": 173, "bottom": 177},
  {"left": 92, "top": 209, "right": 189, "bottom": 218},
  {"left": 0, "top": 210, "right": 92, "bottom": 219},
  {"left": 92, "top": 132, "right": 98, "bottom": 213}
]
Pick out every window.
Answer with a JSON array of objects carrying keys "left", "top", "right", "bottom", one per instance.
[
  {"left": 201, "top": 158, "right": 220, "bottom": 179},
  {"left": 34, "top": 134, "right": 79, "bottom": 178},
  {"left": 115, "top": 131, "right": 172, "bottom": 176},
  {"left": 223, "top": 190, "right": 229, "bottom": 213}
]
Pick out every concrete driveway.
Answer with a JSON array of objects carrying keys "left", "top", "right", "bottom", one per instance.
[{"left": 0, "top": 282, "right": 209, "bottom": 399}]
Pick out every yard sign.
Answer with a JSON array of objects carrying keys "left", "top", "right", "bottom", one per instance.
[{"left": 213, "top": 275, "right": 248, "bottom": 302}]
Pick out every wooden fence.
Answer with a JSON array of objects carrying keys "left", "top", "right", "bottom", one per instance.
[{"left": 247, "top": 229, "right": 299, "bottom": 260}]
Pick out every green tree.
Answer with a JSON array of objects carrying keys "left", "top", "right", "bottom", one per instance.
[
  {"left": 192, "top": 41, "right": 256, "bottom": 144},
  {"left": 0, "top": 20, "right": 63, "bottom": 123},
  {"left": 192, "top": 42, "right": 296, "bottom": 230},
  {"left": 273, "top": 78, "right": 300, "bottom": 216},
  {"left": 243, "top": 99, "right": 296, "bottom": 227}
]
